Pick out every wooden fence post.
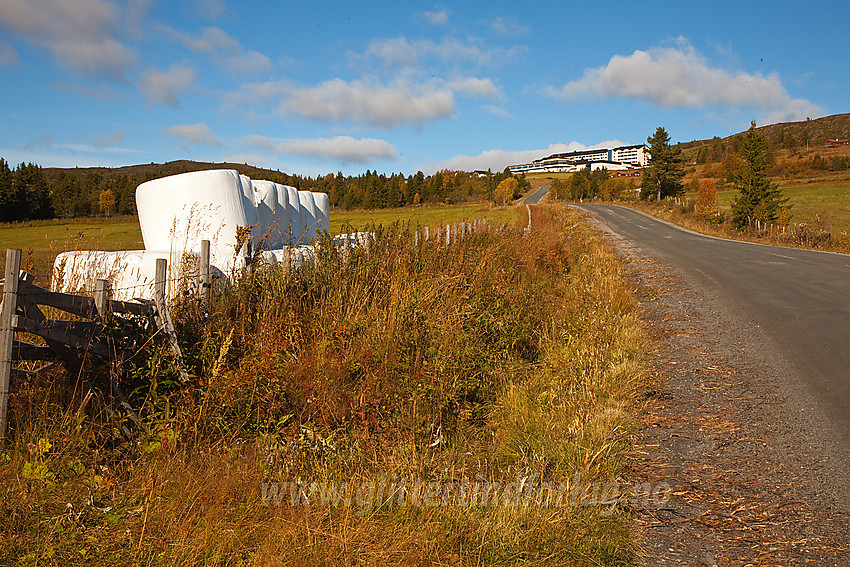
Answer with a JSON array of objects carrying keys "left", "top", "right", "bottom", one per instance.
[
  {"left": 154, "top": 258, "right": 189, "bottom": 381},
  {"left": 155, "top": 258, "right": 167, "bottom": 307},
  {"left": 1, "top": 248, "right": 22, "bottom": 441},
  {"left": 94, "top": 279, "right": 111, "bottom": 325},
  {"left": 200, "top": 239, "right": 210, "bottom": 309},
  {"left": 282, "top": 246, "right": 291, "bottom": 273}
]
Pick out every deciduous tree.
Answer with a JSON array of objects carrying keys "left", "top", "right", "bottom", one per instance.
[
  {"left": 695, "top": 179, "right": 718, "bottom": 216},
  {"left": 99, "top": 188, "right": 116, "bottom": 216},
  {"left": 494, "top": 177, "right": 517, "bottom": 205},
  {"left": 550, "top": 178, "right": 568, "bottom": 200}
]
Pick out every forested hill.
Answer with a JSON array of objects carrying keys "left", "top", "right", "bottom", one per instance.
[{"left": 0, "top": 158, "right": 523, "bottom": 223}]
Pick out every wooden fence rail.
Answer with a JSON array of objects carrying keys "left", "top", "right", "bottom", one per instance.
[{"left": 0, "top": 246, "right": 201, "bottom": 441}]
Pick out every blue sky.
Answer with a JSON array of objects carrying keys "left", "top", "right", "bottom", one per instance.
[{"left": 0, "top": 0, "right": 846, "bottom": 176}]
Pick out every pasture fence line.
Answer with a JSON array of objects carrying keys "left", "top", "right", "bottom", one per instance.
[{"left": 0, "top": 241, "right": 208, "bottom": 441}]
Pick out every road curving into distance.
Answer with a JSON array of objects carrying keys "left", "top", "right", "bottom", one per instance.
[
  {"left": 574, "top": 203, "right": 850, "bottom": 486},
  {"left": 522, "top": 185, "right": 550, "bottom": 204}
]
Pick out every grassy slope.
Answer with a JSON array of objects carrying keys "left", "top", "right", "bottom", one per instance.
[
  {"left": 707, "top": 179, "right": 850, "bottom": 228},
  {"left": 0, "top": 205, "right": 649, "bottom": 565}
]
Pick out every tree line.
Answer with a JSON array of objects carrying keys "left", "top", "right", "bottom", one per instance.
[{"left": 0, "top": 158, "right": 530, "bottom": 223}]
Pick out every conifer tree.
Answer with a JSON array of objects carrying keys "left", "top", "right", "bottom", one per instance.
[
  {"left": 730, "top": 121, "right": 788, "bottom": 229},
  {"left": 641, "top": 126, "right": 685, "bottom": 201}
]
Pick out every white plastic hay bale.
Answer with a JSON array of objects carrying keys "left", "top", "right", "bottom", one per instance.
[
  {"left": 251, "top": 180, "right": 280, "bottom": 248},
  {"left": 239, "top": 174, "right": 259, "bottom": 223},
  {"left": 238, "top": 174, "right": 261, "bottom": 252},
  {"left": 312, "top": 192, "right": 330, "bottom": 234},
  {"left": 135, "top": 169, "right": 252, "bottom": 270},
  {"left": 56, "top": 171, "right": 332, "bottom": 303},
  {"left": 283, "top": 185, "right": 302, "bottom": 246},
  {"left": 291, "top": 245, "right": 316, "bottom": 268},
  {"left": 256, "top": 246, "right": 315, "bottom": 270},
  {"left": 272, "top": 183, "right": 290, "bottom": 248},
  {"left": 334, "top": 232, "right": 374, "bottom": 248},
  {"left": 298, "top": 191, "right": 318, "bottom": 243},
  {"left": 51, "top": 249, "right": 217, "bottom": 301}
]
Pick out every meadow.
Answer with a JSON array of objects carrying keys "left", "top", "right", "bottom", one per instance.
[
  {"left": 0, "top": 203, "right": 517, "bottom": 284},
  {"left": 710, "top": 178, "right": 850, "bottom": 229}
]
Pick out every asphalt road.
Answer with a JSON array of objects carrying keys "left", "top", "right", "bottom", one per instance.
[
  {"left": 522, "top": 185, "right": 550, "bottom": 204},
  {"left": 574, "top": 204, "right": 850, "bottom": 462}
]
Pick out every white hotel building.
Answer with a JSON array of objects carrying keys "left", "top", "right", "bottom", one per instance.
[{"left": 509, "top": 144, "right": 649, "bottom": 175}]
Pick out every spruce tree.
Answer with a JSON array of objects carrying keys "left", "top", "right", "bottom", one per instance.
[
  {"left": 0, "top": 158, "right": 12, "bottom": 222},
  {"left": 641, "top": 126, "right": 685, "bottom": 201},
  {"left": 730, "top": 121, "right": 788, "bottom": 229}
]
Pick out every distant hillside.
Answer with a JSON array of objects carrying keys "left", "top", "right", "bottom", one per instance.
[
  {"left": 753, "top": 113, "right": 850, "bottom": 147},
  {"left": 26, "top": 160, "right": 313, "bottom": 220},
  {"left": 43, "top": 159, "right": 294, "bottom": 184},
  {"left": 680, "top": 113, "right": 850, "bottom": 155}
]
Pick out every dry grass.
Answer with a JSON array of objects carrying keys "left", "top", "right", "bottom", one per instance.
[
  {"left": 0, "top": 205, "right": 649, "bottom": 565},
  {"left": 631, "top": 197, "right": 850, "bottom": 254}
]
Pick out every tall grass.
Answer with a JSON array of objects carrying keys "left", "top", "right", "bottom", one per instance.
[{"left": 0, "top": 205, "right": 649, "bottom": 565}]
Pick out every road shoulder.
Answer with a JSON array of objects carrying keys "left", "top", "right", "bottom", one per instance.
[{"left": 579, "top": 210, "right": 849, "bottom": 565}]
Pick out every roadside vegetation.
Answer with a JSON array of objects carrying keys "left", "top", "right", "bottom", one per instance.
[
  {"left": 0, "top": 205, "right": 650, "bottom": 565},
  {"left": 633, "top": 122, "right": 850, "bottom": 252},
  {"left": 537, "top": 116, "right": 850, "bottom": 254}
]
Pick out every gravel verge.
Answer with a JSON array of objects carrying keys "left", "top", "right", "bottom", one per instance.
[{"left": 580, "top": 211, "right": 850, "bottom": 566}]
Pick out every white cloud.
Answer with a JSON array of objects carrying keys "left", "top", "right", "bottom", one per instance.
[
  {"left": 223, "top": 79, "right": 290, "bottom": 106},
  {"left": 166, "top": 123, "right": 221, "bottom": 146},
  {"left": 139, "top": 65, "right": 196, "bottom": 107},
  {"left": 245, "top": 134, "right": 398, "bottom": 163},
  {"left": 0, "top": 0, "right": 134, "bottom": 77},
  {"left": 546, "top": 40, "right": 825, "bottom": 124},
  {"left": 365, "top": 37, "right": 420, "bottom": 67},
  {"left": 92, "top": 129, "right": 124, "bottom": 148},
  {"left": 280, "top": 79, "right": 456, "bottom": 129},
  {"left": 363, "top": 36, "right": 526, "bottom": 69},
  {"left": 0, "top": 39, "right": 18, "bottom": 66},
  {"left": 761, "top": 99, "right": 825, "bottom": 125},
  {"left": 448, "top": 77, "right": 500, "bottom": 99},
  {"left": 428, "top": 141, "right": 624, "bottom": 173},
  {"left": 424, "top": 9, "right": 449, "bottom": 25},
  {"left": 427, "top": 37, "right": 527, "bottom": 67},
  {"left": 490, "top": 16, "right": 530, "bottom": 37},
  {"left": 483, "top": 105, "right": 512, "bottom": 118},
  {"left": 172, "top": 26, "right": 272, "bottom": 74},
  {"left": 224, "top": 50, "right": 272, "bottom": 74},
  {"left": 177, "top": 26, "right": 240, "bottom": 55}
]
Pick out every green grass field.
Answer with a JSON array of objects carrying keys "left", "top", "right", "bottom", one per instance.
[
  {"left": 693, "top": 179, "right": 850, "bottom": 229},
  {"left": 0, "top": 216, "right": 143, "bottom": 283},
  {"left": 329, "top": 202, "right": 517, "bottom": 234},
  {"left": 0, "top": 204, "right": 518, "bottom": 283}
]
